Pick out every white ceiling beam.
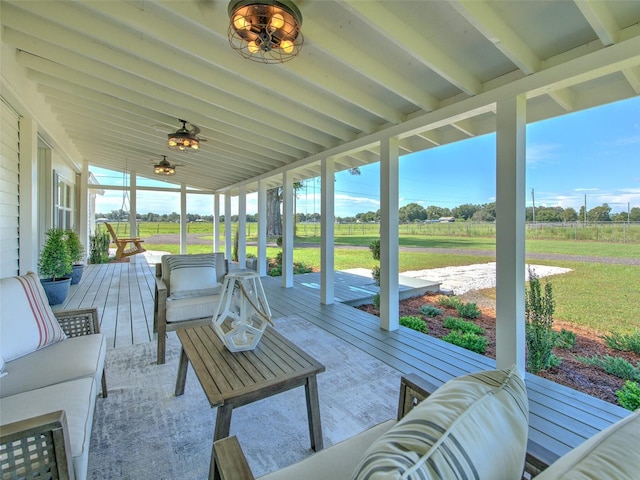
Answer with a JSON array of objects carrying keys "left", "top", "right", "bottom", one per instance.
[
  {"left": 622, "top": 67, "right": 640, "bottom": 94},
  {"left": 547, "top": 88, "right": 576, "bottom": 112},
  {"left": 301, "top": 18, "right": 439, "bottom": 111},
  {"left": 575, "top": 0, "right": 619, "bottom": 46},
  {"left": 343, "top": 0, "right": 482, "bottom": 96},
  {"left": 450, "top": 0, "right": 541, "bottom": 74}
]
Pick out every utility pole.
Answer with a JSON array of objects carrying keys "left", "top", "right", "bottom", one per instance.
[
  {"left": 584, "top": 194, "right": 587, "bottom": 224},
  {"left": 531, "top": 188, "right": 536, "bottom": 223}
]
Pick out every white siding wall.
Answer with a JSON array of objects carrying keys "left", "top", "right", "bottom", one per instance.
[{"left": 0, "top": 98, "right": 20, "bottom": 276}]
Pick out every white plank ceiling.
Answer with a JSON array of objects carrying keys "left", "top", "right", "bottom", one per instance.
[{"left": 2, "top": 0, "right": 640, "bottom": 193}]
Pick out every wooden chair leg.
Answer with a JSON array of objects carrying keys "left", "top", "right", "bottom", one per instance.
[
  {"left": 101, "top": 371, "right": 108, "bottom": 398},
  {"left": 157, "top": 324, "right": 167, "bottom": 365}
]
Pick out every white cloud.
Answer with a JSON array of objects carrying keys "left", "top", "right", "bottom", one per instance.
[{"left": 526, "top": 143, "right": 560, "bottom": 165}]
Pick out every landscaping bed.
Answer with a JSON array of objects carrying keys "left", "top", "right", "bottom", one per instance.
[{"left": 358, "top": 291, "right": 640, "bottom": 407}]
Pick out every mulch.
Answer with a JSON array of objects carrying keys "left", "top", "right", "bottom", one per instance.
[{"left": 358, "top": 292, "right": 639, "bottom": 406}]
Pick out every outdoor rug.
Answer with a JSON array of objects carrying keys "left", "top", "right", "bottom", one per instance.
[{"left": 88, "top": 316, "right": 401, "bottom": 479}]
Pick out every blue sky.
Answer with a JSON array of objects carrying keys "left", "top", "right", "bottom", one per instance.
[{"left": 94, "top": 96, "right": 640, "bottom": 218}]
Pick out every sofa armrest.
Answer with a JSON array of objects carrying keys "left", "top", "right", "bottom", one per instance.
[
  {"left": 213, "top": 436, "right": 256, "bottom": 480},
  {"left": 54, "top": 308, "right": 100, "bottom": 337},
  {"left": 0, "top": 410, "right": 75, "bottom": 480},
  {"left": 397, "top": 373, "right": 439, "bottom": 420}
]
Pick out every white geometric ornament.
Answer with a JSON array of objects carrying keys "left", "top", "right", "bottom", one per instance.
[{"left": 212, "top": 270, "right": 274, "bottom": 352}]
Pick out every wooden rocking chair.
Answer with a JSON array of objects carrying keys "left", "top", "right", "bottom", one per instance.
[{"left": 105, "top": 222, "right": 146, "bottom": 260}]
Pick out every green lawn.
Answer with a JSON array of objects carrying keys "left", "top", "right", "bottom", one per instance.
[{"left": 121, "top": 221, "right": 639, "bottom": 336}]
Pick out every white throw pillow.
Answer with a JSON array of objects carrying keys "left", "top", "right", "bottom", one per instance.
[
  {"left": 0, "top": 272, "right": 67, "bottom": 362},
  {"left": 166, "top": 254, "right": 222, "bottom": 299},
  {"left": 351, "top": 366, "right": 529, "bottom": 480}
]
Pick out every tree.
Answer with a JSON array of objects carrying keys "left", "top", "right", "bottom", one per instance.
[
  {"left": 587, "top": 203, "right": 612, "bottom": 222},
  {"left": 452, "top": 203, "right": 480, "bottom": 220},
  {"left": 562, "top": 207, "right": 578, "bottom": 222},
  {"left": 399, "top": 203, "right": 426, "bottom": 222},
  {"left": 629, "top": 207, "right": 640, "bottom": 222}
]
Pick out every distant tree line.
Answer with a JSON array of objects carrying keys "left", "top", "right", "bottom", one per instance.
[{"left": 97, "top": 202, "right": 640, "bottom": 224}]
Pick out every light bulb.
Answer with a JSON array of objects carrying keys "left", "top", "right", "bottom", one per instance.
[
  {"left": 233, "top": 14, "right": 250, "bottom": 31},
  {"left": 248, "top": 41, "right": 260, "bottom": 53},
  {"left": 168, "top": 139, "right": 177, "bottom": 147},
  {"left": 270, "top": 13, "right": 284, "bottom": 30},
  {"left": 280, "top": 40, "right": 294, "bottom": 54}
]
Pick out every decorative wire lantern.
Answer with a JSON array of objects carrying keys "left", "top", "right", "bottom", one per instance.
[{"left": 227, "top": 0, "right": 303, "bottom": 64}]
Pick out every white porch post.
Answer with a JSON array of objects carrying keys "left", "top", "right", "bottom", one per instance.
[
  {"left": 18, "top": 116, "right": 38, "bottom": 274},
  {"left": 257, "top": 180, "right": 267, "bottom": 277},
  {"left": 213, "top": 193, "right": 221, "bottom": 252},
  {"left": 282, "top": 171, "right": 294, "bottom": 288},
  {"left": 129, "top": 171, "right": 138, "bottom": 263},
  {"left": 224, "top": 192, "right": 232, "bottom": 261},
  {"left": 179, "top": 182, "right": 187, "bottom": 254},
  {"left": 379, "top": 136, "right": 400, "bottom": 331},
  {"left": 238, "top": 185, "right": 247, "bottom": 268},
  {"left": 320, "top": 158, "right": 335, "bottom": 305},
  {"left": 496, "top": 95, "right": 527, "bottom": 374},
  {"left": 79, "top": 160, "right": 89, "bottom": 261}
]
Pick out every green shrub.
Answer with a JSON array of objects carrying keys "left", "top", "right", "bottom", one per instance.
[
  {"left": 456, "top": 302, "right": 481, "bottom": 319},
  {"left": 616, "top": 381, "right": 640, "bottom": 411},
  {"left": 554, "top": 328, "right": 576, "bottom": 349},
  {"left": 443, "top": 317, "right": 484, "bottom": 335},
  {"left": 400, "top": 316, "right": 427, "bottom": 333},
  {"left": 372, "top": 293, "right": 380, "bottom": 310},
  {"left": 369, "top": 239, "right": 380, "bottom": 261},
  {"left": 89, "top": 227, "right": 110, "bottom": 264},
  {"left": 442, "top": 331, "right": 488, "bottom": 354},
  {"left": 603, "top": 330, "right": 640, "bottom": 355},
  {"left": 436, "top": 295, "right": 462, "bottom": 309},
  {"left": 419, "top": 304, "right": 443, "bottom": 317},
  {"left": 371, "top": 265, "right": 380, "bottom": 286},
  {"left": 576, "top": 355, "right": 640, "bottom": 381},
  {"left": 39, "top": 228, "right": 73, "bottom": 280},
  {"left": 525, "top": 266, "right": 557, "bottom": 373}
]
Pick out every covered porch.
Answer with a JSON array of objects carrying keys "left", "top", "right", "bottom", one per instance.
[{"left": 57, "top": 258, "right": 629, "bottom": 473}]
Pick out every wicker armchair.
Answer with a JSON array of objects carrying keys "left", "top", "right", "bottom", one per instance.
[{"left": 0, "top": 307, "right": 107, "bottom": 480}]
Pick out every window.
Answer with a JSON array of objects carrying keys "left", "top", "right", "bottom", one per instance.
[{"left": 55, "top": 173, "right": 73, "bottom": 229}]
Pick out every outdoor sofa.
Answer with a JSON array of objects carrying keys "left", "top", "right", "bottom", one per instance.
[
  {"left": 0, "top": 272, "right": 107, "bottom": 480},
  {"left": 214, "top": 367, "right": 640, "bottom": 480}
]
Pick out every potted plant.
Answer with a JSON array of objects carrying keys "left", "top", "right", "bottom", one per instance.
[
  {"left": 65, "top": 229, "right": 86, "bottom": 285},
  {"left": 39, "top": 228, "right": 73, "bottom": 305}
]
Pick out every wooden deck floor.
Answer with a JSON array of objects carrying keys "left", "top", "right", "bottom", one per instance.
[{"left": 56, "top": 260, "right": 630, "bottom": 469}]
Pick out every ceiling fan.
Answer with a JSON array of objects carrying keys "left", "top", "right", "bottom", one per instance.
[
  {"left": 153, "top": 156, "right": 182, "bottom": 176},
  {"left": 167, "top": 119, "right": 205, "bottom": 152}
]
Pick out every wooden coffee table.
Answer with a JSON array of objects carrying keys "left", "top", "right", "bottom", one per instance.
[{"left": 175, "top": 324, "right": 325, "bottom": 480}]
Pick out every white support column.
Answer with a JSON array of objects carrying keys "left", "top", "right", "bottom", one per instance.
[
  {"left": 320, "top": 158, "right": 335, "bottom": 305},
  {"left": 257, "top": 180, "right": 267, "bottom": 277},
  {"left": 213, "top": 193, "right": 221, "bottom": 252},
  {"left": 180, "top": 183, "right": 187, "bottom": 254},
  {"left": 18, "top": 116, "right": 38, "bottom": 274},
  {"left": 496, "top": 95, "right": 527, "bottom": 374},
  {"left": 379, "top": 137, "right": 400, "bottom": 331},
  {"left": 129, "top": 171, "right": 138, "bottom": 263},
  {"left": 238, "top": 185, "right": 247, "bottom": 268},
  {"left": 79, "top": 161, "right": 89, "bottom": 262},
  {"left": 225, "top": 192, "right": 232, "bottom": 262},
  {"left": 282, "top": 171, "right": 294, "bottom": 288}
]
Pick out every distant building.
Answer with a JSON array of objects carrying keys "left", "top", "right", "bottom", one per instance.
[{"left": 438, "top": 217, "right": 455, "bottom": 223}]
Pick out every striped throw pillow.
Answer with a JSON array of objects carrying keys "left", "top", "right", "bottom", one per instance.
[
  {"left": 0, "top": 272, "right": 67, "bottom": 362},
  {"left": 351, "top": 366, "right": 529, "bottom": 480},
  {"left": 165, "top": 254, "right": 222, "bottom": 299}
]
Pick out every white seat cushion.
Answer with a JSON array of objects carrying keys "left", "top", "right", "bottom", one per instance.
[
  {"left": 0, "top": 333, "right": 106, "bottom": 398},
  {"left": 0, "top": 377, "right": 97, "bottom": 480},
  {"left": 351, "top": 367, "right": 529, "bottom": 480},
  {"left": 166, "top": 294, "right": 221, "bottom": 323}
]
